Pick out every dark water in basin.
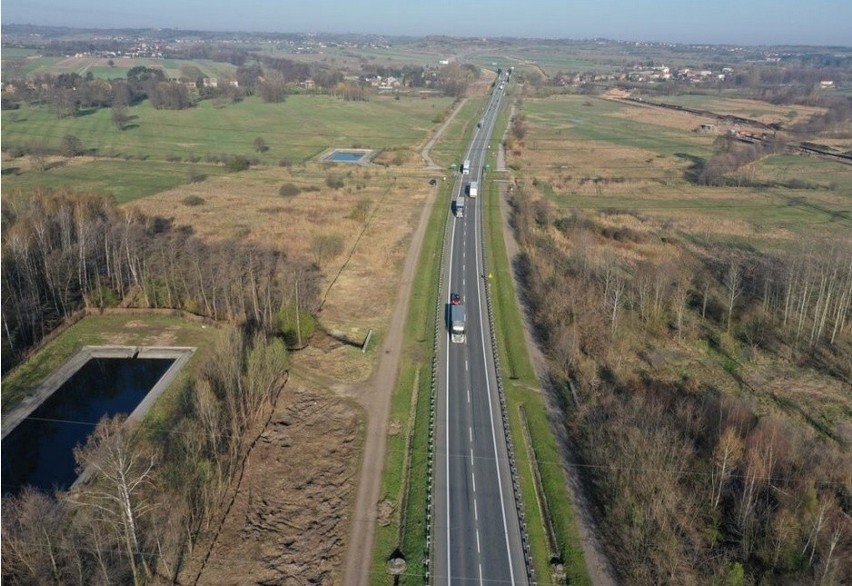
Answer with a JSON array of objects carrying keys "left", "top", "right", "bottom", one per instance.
[{"left": 1, "top": 357, "right": 173, "bottom": 495}]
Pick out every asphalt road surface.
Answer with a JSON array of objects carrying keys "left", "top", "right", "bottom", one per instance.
[{"left": 434, "top": 74, "right": 528, "bottom": 585}]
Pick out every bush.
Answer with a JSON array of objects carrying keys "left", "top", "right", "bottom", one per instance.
[
  {"left": 225, "top": 155, "right": 250, "bottom": 172},
  {"left": 278, "top": 305, "right": 316, "bottom": 348},
  {"left": 325, "top": 173, "right": 345, "bottom": 189},
  {"left": 279, "top": 183, "right": 301, "bottom": 197},
  {"left": 278, "top": 158, "right": 292, "bottom": 168},
  {"left": 60, "top": 134, "right": 84, "bottom": 157},
  {"left": 165, "top": 153, "right": 182, "bottom": 162},
  {"left": 181, "top": 195, "right": 206, "bottom": 206},
  {"left": 187, "top": 168, "right": 207, "bottom": 183}
]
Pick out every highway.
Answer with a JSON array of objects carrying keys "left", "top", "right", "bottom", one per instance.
[{"left": 434, "top": 73, "right": 528, "bottom": 585}]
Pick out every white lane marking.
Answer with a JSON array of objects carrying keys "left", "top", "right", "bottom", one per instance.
[
  {"left": 465, "top": 359, "right": 469, "bottom": 372},
  {"left": 474, "top": 498, "right": 479, "bottom": 521},
  {"left": 479, "top": 563, "right": 484, "bottom": 586},
  {"left": 467, "top": 389, "right": 471, "bottom": 403},
  {"left": 445, "top": 210, "right": 458, "bottom": 582},
  {"left": 476, "top": 530, "right": 481, "bottom": 554},
  {"left": 469, "top": 427, "right": 473, "bottom": 443},
  {"left": 473, "top": 180, "right": 517, "bottom": 585}
]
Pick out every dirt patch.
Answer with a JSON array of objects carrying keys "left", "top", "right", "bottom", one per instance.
[
  {"left": 376, "top": 499, "right": 394, "bottom": 527},
  {"left": 193, "top": 384, "right": 360, "bottom": 586}
]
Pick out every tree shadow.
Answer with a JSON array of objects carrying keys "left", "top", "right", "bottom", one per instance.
[
  {"left": 674, "top": 152, "right": 705, "bottom": 183},
  {"left": 1, "top": 167, "right": 22, "bottom": 176}
]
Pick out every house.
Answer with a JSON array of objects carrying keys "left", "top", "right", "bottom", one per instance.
[
  {"left": 820, "top": 80, "right": 835, "bottom": 89},
  {"left": 202, "top": 77, "right": 218, "bottom": 88}
]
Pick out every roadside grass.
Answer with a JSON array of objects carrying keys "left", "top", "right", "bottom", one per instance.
[
  {"left": 483, "top": 176, "right": 591, "bottom": 584},
  {"left": 429, "top": 98, "right": 486, "bottom": 170},
  {"left": 1, "top": 314, "right": 219, "bottom": 413},
  {"left": 371, "top": 181, "right": 451, "bottom": 583},
  {"left": 1, "top": 94, "right": 454, "bottom": 165},
  {"left": 1, "top": 159, "right": 229, "bottom": 203}
]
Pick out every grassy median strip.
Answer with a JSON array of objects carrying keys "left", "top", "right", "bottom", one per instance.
[
  {"left": 370, "top": 181, "right": 451, "bottom": 583},
  {"left": 483, "top": 127, "right": 592, "bottom": 582}
]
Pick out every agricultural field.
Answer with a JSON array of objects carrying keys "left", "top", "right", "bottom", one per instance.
[
  {"left": 1, "top": 94, "right": 454, "bottom": 165},
  {"left": 511, "top": 94, "right": 852, "bottom": 249}
]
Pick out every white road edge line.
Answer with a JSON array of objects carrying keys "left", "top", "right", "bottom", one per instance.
[{"left": 474, "top": 169, "right": 516, "bottom": 585}]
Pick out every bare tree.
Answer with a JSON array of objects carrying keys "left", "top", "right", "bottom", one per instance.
[
  {"left": 725, "top": 261, "right": 742, "bottom": 332},
  {"left": 72, "top": 416, "right": 156, "bottom": 586}
]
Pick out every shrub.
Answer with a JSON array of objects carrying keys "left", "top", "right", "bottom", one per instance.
[
  {"left": 225, "top": 155, "right": 250, "bottom": 172},
  {"left": 187, "top": 168, "right": 207, "bottom": 183},
  {"left": 278, "top": 158, "right": 292, "bottom": 168},
  {"left": 325, "top": 173, "right": 345, "bottom": 189},
  {"left": 165, "top": 153, "right": 182, "bottom": 162},
  {"left": 279, "top": 183, "right": 301, "bottom": 197},
  {"left": 278, "top": 305, "right": 316, "bottom": 348},
  {"left": 181, "top": 195, "right": 206, "bottom": 206}
]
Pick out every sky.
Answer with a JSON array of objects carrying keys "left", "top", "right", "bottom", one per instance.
[{"left": 3, "top": 0, "right": 851, "bottom": 46}]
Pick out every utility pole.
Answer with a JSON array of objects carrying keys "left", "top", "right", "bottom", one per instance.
[{"left": 295, "top": 279, "right": 302, "bottom": 348}]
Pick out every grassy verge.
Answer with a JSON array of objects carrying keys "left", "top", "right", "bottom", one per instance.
[
  {"left": 370, "top": 181, "right": 452, "bottom": 583},
  {"left": 429, "top": 98, "right": 486, "bottom": 169},
  {"left": 483, "top": 115, "right": 592, "bottom": 582}
]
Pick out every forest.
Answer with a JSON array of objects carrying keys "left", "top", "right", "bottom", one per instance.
[
  {"left": 1, "top": 188, "right": 320, "bottom": 371},
  {"left": 509, "top": 186, "right": 851, "bottom": 584}
]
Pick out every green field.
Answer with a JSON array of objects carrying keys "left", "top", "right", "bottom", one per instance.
[
  {"left": 2, "top": 159, "right": 229, "bottom": 203},
  {"left": 2, "top": 94, "right": 454, "bottom": 164}
]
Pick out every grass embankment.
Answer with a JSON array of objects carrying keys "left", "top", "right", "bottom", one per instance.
[
  {"left": 370, "top": 181, "right": 451, "bottom": 583},
  {"left": 481, "top": 94, "right": 591, "bottom": 583},
  {"left": 428, "top": 98, "right": 486, "bottom": 169},
  {"left": 1, "top": 314, "right": 219, "bottom": 413}
]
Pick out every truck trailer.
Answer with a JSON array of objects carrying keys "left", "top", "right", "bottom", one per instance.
[
  {"left": 450, "top": 304, "right": 466, "bottom": 343},
  {"left": 462, "top": 159, "right": 471, "bottom": 175},
  {"left": 468, "top": 181, "right": 478, "bottom": 198},
  {"left": 454, "top": 196, "right": 465, "bottom": 217}
]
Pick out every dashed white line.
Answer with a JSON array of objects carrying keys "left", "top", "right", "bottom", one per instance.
[
  {"left": 474, "top": 498, "right": 479, "bottom": 521},
  {"left": 469, "top": 427, "right": 473, "bottom": 443},
  {"left": 476, "top": 530, "right": 481, "bottom": 554}
]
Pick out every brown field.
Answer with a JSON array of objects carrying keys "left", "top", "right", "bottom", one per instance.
[{"left": 140, "top": 163, "right": 435, "bottom": 361}]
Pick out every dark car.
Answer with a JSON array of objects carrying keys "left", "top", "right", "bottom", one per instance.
[{"left": 450, "top": 293, "right": 462, "bottom": 305}]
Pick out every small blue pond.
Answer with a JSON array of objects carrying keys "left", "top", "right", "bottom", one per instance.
[
  {"left": 327, "top": 150, "right": 368, "bottom": 163},
  {"left": 1, "top": 357, "right": 174, "bottom": 495}
]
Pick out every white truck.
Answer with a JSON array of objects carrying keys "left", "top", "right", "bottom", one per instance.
[
  {"left": 454, "top": 196, "right": 465, "bottom": 217},
  {"left": 450, "top": 304, "right": 466, "bottom": 343},
  {"left": 462, "top": 159, "right": 471, "bottom": 175},
  {"left": 468, "top": 181, "right": 478, "bottom": 198}
]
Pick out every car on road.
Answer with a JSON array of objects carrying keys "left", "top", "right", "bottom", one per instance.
[{"left": 450, "top": 293, "right": 462, "bottom": 305}]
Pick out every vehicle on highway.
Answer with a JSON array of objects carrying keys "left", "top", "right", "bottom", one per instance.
[
  {"left": 449, "top": 303, "right": 466, "bottom": 343},
  {"left": 461, "top": 159, "right": 470, "bottom": 175},
  {"left": 468, "top": 181, "right": 478, "bottom": 198},
  {"left": 450, "top": 292, "right": 462, "bottom": 305},
  {"left": 453, "top": 197, "right": 465, "bottom": 218}
]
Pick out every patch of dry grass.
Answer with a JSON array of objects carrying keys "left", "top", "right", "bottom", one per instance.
[{"left": 138, "top": 162, "right": 435, "bottom": 381}]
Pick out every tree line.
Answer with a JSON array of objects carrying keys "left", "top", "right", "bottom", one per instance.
[
  {"left": 509, "top": 187, "right": 851, "bottom": 584},
  {"left": 1, "top": 188, "right": 320, "bottom": 371}
]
